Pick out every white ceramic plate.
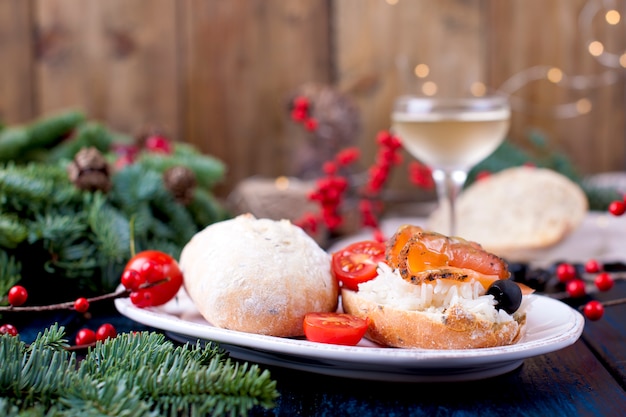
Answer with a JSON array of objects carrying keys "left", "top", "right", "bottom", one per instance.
[{"left": 115, "top": 288, "right": 584, "bottom": 382}]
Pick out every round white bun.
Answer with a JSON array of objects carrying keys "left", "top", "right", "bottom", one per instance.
[
  {"left": 180, "top": 213, "right": 338, "bottom": 337},
  {"left": 341, "top": 265, "right": 526, "bottom": 349},
  {"left": 427, "top": 166, "right": 588, "bottom": 261}
]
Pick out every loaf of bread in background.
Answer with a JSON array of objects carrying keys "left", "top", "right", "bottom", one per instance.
[
  {"left": 180, "top": 214, "right": 338, "bottom": 337},
  {"left": 427, "top": 166, "right": 588, "bottom": 261}
]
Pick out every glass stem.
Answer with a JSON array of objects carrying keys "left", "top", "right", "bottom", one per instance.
[{"left": 432, "top": 169, "right": 467, "bottom": 236}]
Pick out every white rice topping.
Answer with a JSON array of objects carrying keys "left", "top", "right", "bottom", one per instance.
[{"left": 355, "top": 262, "right": 520, "bottom": 324}]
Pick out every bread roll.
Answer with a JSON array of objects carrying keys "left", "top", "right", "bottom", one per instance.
[
  {"left": 427, "top": 166, "right": 588, "bottom": 261},
  {"left": 341, "top": 263, "right": 527, "bottom": 349},
  {"left": 180, "top": 214, "right": 338, "bottom": 337}
]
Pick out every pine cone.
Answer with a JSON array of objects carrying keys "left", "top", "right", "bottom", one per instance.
[
  {"left": 67, "top": 147, "right": 112, "bottom": 192},
  {"left": 163, "top": 166, "right": 197, "bottom": 205}
]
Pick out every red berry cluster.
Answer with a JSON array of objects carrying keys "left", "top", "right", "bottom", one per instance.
[
  {"left": 359, "top": 131, "right": 404, "bottom": 236},
  {"left": 113, "top": 133, "right": 174, "bottom": 169},
  {"left": 295, "top": 148, "right": 359, "bottom": 234},
  {"left": 75, "top": 323, "right": 118, "bottom": 346},
  {"left": 556, "top": 259, "right": 618, "bottom": 320},
  {"left": 290, "top": 96, "right": 318, "bottom": 132},
  {"left": 294, "top": 131, "right": 404, "bottom": 240},
  {"left": 408, "top": 161, "right": 435, "bottom": 189}
]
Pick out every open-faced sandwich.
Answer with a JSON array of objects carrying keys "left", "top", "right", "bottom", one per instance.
[{"left": 339, "top": 224, "right": 533, "bottom": 349}]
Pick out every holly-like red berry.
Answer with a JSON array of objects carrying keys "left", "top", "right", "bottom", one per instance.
[
  {"left": 583, "top": 300, "right": 605, "bottom": 321},
  {"left": 556, "top": 263, "right": 577, "bottom": 283},
  {"left": 566, "top": 279, "right": 586, "bottom": 298},
  {"left": 608, "top": 200, "right": 626, "bottom": 216},
  {"left": 145, "top": 134, "right": 172, "bottom": 154},
  {"left": 75, "top": 328, "right": 97, "bottom": 346},
  {"left": 74, "top": 297, "right": 90, "bottom": 313},
  {"left": 584, "top": 259, "right": 601, "bottom": 274},
  {"left": 96, "top": 323, "right": 117, "bottom": 341},
  {"left": 594, "top": 272, "right": 614, "bottom": 292},
  {"left": 7, "top": 285, "right": 28, "bottom": 307},
  {"left": 0, "top": 324, "right": 18, "bottom": 336},
  {"left": 304, "top": 118, "right": 318, "bottom": 131}
]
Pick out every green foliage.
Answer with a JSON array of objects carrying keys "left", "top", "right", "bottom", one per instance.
[
  {"left": 0, "top": 250, "right": 21, "bottom": 303},
  {"left": 0, "top": 325, "right": 279, "bottom": 416},
  {"left": 0, "top": 110, "right": 86, "bottom": 163},
  {"left": 0, "top": 110, "right": 231, "bottom": 302}
]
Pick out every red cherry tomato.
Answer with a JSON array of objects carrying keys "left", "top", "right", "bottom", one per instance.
[
  {"left": 331, "top": 241, "right": 386, "bottom": 291},
  {"left": 122, "top": 250, "right": 183, "bottom": 307},
  {"left": 303, "top": 312, "right": 369, "bottom": 346}
]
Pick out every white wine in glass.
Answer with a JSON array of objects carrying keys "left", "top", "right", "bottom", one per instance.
[{"left": 391, "top": 95, "right": 511, "bottom": 236}]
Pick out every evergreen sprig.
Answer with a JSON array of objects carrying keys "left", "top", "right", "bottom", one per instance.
[
  {"left": 0, "top": 111, "right": 230, "bottom": 303},
  {"left": 0, "top": 325, "right": 279, "bottom": 416}
]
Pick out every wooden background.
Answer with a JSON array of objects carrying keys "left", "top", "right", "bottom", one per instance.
[{"left": 1, "top": 0, "right": 625, "bottom": 198}]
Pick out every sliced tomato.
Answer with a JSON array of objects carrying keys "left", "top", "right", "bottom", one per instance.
[
  {"left": 331, "top": 240, "right": 386, "bottom": 291},
  {"left": 303, "top": 312, "right": 369, "bottom": 346}
]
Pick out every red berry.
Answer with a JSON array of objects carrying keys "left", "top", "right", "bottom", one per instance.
[
  {"left": 121, "top": 269, "right": 141, "bottom": 290},
  {"left": 566, "top": 279, "right": 586, "bottom": 298},
  {"left": 0, "top": 324, "right": 18, "bottom": 336},
  {"left": 583, "top": 300, "right": 604, "bottom": 321},
  {"left": 556, "top": 263, "right": 577, "bottom": 283},
  {"left": 75, "top": 328, "right": 97, "bottom": 346},
  {"left": 74, "top": 297, "right": 90, "bottom": 313},
  {"left": 304, "top": 118, "right": 318, "bottom": 131},
  {"left": 608, "top": 200, "right": 626, "bottom": 216},
  {"left": 290, "top": 108, "right": 308, "bottom": 122},
  {"left": 7, "top": 285, "right": 28, "bottom": 307},
  {"left": 96, "top": 323, "right": 117, "bottom": 341},
  {"left": 145, "top": 135, "right": 172, "bottom": 154},
  {"left": 594, "top": 272, "right": 614, "bottom": 292},
  {"left": 293, "top": 96, "right": 310, "bottom": 111},
  {"left": 584, "top": 259, "right": 602, "bottom": 273}
]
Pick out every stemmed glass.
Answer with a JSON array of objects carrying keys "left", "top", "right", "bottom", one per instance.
[{"left": 391, "top": 94, "right": 511, "bottom": 236}]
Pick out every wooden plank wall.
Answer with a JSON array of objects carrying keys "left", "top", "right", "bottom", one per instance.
[{"left": 0, "top": 0, "right": 624, "bottom": 198}]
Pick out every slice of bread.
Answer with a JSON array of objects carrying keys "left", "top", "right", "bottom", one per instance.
[
  {"left": 426, "top": 166, "right": 588, "bottom": 261},
  {"left": 341, "top": 288, "right": 525, "bottom": 349}
]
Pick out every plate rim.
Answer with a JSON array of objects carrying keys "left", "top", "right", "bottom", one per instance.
[{"left": 115, "top": 290, "right": 584, "bottom": 369}]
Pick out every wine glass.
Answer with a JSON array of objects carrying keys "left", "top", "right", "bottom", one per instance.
[{"left": 391, "top": 94, "right": 511, "bottom": 236}]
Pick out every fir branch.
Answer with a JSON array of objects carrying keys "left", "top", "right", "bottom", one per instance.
[
  {"left": 87, "top": 193, "right": 131, "bottom": 263},
  {"left": 1, "top": 327, "right": 279, "bottom": 416},
  {"left": 80, "top": 333, "right": 279, "bottom": 416},
  {"left": 138, "top": 145, "right": 226, "bottom": 189},
  {"left": 0, "top": 214, "right": 29, "bottom": 249},
  {"left": 45, "top": 122, "right": 113, "bottom": 163},
  {"left": 0, "top": 250, "right": 21, "bottom": 299},
  {"left": 0, "top": 110, "right": 85, "bottom": 163}
]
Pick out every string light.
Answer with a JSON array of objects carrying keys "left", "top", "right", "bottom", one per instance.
[{"left": 393, "top": 0, "right": 625, "bottom": 118}]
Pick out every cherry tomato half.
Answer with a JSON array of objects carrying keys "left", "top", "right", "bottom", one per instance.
[
  {"left": 121, "top": 250, "right": 183, "bottom": 307},
  {"left": 303, "top": 312, "right": 369, "bottom": 346},
  {"left": 331, "top": 240, "right": 386, "bottom": 291}
]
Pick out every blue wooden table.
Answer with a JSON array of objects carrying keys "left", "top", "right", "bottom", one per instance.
[
  {"left": 246, "top": 281, "right": 626, "bottom": 417},
  {"left": 12, "top": 281, "right": 626, "bottom": 417}
]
